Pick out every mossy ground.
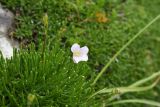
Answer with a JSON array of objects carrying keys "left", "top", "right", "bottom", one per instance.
[{"left": 0, "top": 0, "right": 160, "bottom": 106}]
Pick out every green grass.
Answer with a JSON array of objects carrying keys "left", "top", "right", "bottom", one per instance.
[
  {"left": 1, "top": 0, "right": 160, "bottom": 106},
  {"left": 0, "top": 45, "right": 94, "bottom": 106}
]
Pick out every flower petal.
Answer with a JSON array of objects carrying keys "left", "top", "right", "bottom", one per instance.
[
  {"left": 73, "top": 56, "right": 81, "bottom": 63},
  {"left": 80, "top": 55, "right": 88, "bottom": 61},
  {"left": 81, "top": 46, "right": 89, "bottom": 54},
  {"left": 73, "top": 55, "right": 88, "bottom": 63},
  {"left": 71, "top": 43, "right": 80, "bottom": 52}
]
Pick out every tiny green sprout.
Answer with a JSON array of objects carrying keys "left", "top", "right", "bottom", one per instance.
[
  {"left": 27, "top": 94, "right": 36, "bottom": 106},
  {"left": 112, "top": 88, "right": 121, "bottom": 94},
  {"left": 42, "top": 13, "right": 49, "bottom": 60},
  {"left": 43, "top": 13, "right": 48, "bottom": 28}
]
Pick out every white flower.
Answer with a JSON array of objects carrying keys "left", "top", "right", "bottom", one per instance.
[{"left": 71, "top": 43, "right": 89, "bottom": 63}]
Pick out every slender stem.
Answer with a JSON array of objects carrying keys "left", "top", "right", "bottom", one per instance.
[
  {"left": 107, "top": 72, "right": 160, "bottom": 102},
  {"left": 42, "top": 29, "right": 47, "bottom": 60},
  {"left": 42, "top": 13, "right": 48, "bottom": 60},
  {"left": 129, "top": 71, "right": 160, "bottom": 87},
  {"left": 88, "top": 77, "right": 160, "bottom": 100},
  {"left": 92, "top": 14, "right": 160, "bottom": 86},
  {"left": 106, "top": 99, "right": 160, "bottom": 106}
]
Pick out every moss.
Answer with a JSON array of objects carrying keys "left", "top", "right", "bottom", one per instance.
[{"left": 0, "top": 0, "right": 160, "bottom": 106}]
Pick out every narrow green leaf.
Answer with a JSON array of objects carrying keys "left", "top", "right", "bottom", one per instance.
[
  {"left": 107, "top": 72, "right": 160, "bottom": 102},
  {"left": 89, "top": 77, "right": 160, "bottom": 99},
  {"left": 92, "top": 14, "right": 160, "bottom": 85},
  {"left": 106, "top": 99, "right": 160, "bottom": 106},
  {"left": 129, "top": 71, "right": 160, "bottom": 87}
]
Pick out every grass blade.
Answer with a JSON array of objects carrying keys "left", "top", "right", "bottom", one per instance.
[
  {"left": 92, "top": 14, "right": 160, "bottom": 85},
  {"left": 106, "top": 99, "right": 160, "bottom": 106},
  {"left": 89, "top": 77, "right": 160, "bottom": 99},
  {"left": 130, "top": 71, "right": 160, "bottom": 87},
  {"left": 107, "top": 71, "right": 160, "bottom": 102}
]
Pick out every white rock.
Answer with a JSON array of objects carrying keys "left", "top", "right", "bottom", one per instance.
[
  {"left": 0, "top": 4, "right": 19, "bottom": 59},
  {"left": 0, "top": 37, "right": 13, "bottom": 59}
]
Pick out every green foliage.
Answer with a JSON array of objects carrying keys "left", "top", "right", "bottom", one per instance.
[
  {"left": 1, "top": 0, "right": 160, "bottom": 106},
  {"left": 0, "top": 45, "right": 94, "bottom": 106}
]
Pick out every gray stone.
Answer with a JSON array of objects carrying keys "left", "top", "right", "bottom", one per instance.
[{"left": 0, "top": 4, "right": 19, "bottom": 59}]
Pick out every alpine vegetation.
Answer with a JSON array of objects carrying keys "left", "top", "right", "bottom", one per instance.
[{"left": 0, "top": 0, "right": 160, "bottom": 106}]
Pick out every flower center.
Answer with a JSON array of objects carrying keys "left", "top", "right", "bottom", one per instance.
[{"left": 73, "top": 51, "right": 81, "bottom": 57}]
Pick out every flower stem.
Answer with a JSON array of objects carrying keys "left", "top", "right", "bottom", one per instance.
[
  {"left": 42, "top": 13, "right": 48, "bottom": 60},
  {"left": 106, "top": 99, "right": 160, "bottom": 106},
  {"left": 42, "top": 28, "right": 47, "bottom": 60},
  {"left": 92, "top": 14, "right": 160, "bottom": 86}
]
